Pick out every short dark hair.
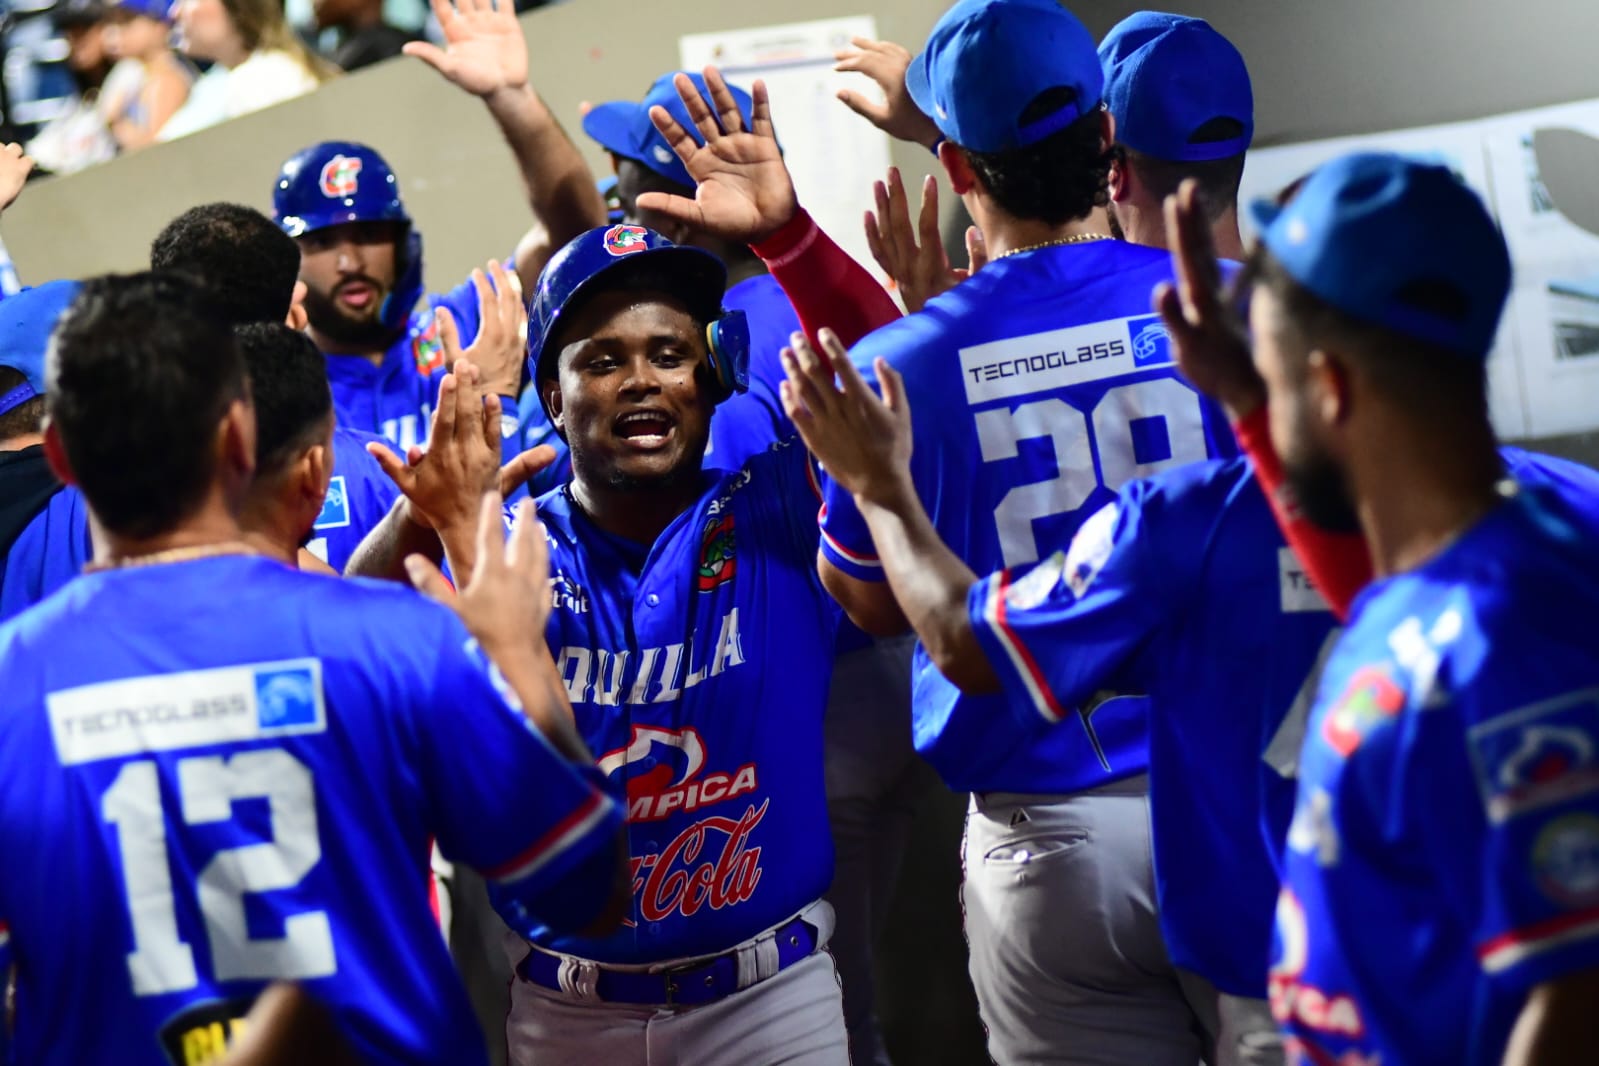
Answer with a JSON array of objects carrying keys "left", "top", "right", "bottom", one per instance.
[
  {"left": 150, "top": 203, "right": 301, "bottom": 326},
  {"left": 1120, "top": 118, "right": 1248, "bottom": 221},
  {"left": 962, "top": 89, "right": 1114, "bottom": 226},
  {"left": 234, "top": 322, "right": 332, "bottom": 477},
  {"left": 1242, "top": 247, "right": 1487, "bottom": 414},
  {"left": 0, "top": 366, "right": 45, "bottom": 440},
  {"left": 48, "top": 273, "right": 247, "bottom": 538}
]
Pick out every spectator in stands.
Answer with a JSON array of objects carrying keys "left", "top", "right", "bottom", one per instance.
[
  {"left": 100, "top": 0, "right": 192, "bottom": 150},
  {"left": 160, "top": 0, "right": 337, "bottom": 141},
  {"left": 311, "top": 0, "right": 419, "bottom": 72},
  {"left": 25, "top": 0, "right": 142, "bottom": 173}
]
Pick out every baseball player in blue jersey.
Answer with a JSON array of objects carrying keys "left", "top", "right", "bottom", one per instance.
[
  {"left": 358, "top": 223, "right": 851, "bottom": 1065},
  {"left": 0, "top": 271, "right": 628, "bottom": 1065},
  {"left": 1235, "top": 153, "right": 1599, "bottom": 1065},
  {"left": 0, "top": 281, "right": 93, "bottom": 622},
  {"left": 149, "top": 202, "right": 404, "bottom": 575},
  {"left": 812, "top": 2, "right": 1237, "bottom": 1060}
]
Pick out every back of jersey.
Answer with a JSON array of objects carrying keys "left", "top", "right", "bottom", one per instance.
[
  {"left": 821, "top": 240, "right": 1236, "bottom": 792},
  {"left": 0, "top": 556, "right": 617, "bottom": 1066}
]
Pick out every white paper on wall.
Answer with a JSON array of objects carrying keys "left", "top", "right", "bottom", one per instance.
[{"left": 680, "top": 16, "right": 894, "bottom": 283}]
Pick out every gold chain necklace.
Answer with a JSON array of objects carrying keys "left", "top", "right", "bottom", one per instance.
[
  {"left": 994, "top": 233, "right": 1114, "bottom": 260},
  {"left": 85, "top": 541, "right": 260, "bottom": 573}
]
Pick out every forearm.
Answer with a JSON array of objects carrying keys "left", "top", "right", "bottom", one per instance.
[
  {"left": 485, "top": 85, "right": 607, "bottom": 249},
  {"left": 752, "top": 209, "right": 902, "bottom": 349},
  {"left": 856, "top": 478, "right": 998, "bottom": 692},
  {"left": 480, "top": 637, "right": 591, "bottom": 764},
  {"left": 343, "top": 497, "right": 443, "bottom": 581},
  {"left": 1234, "top": 407, "right": 1370, "bottom": 620}
]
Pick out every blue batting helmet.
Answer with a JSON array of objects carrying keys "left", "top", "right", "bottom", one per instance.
[
  {"left": 528, "top": 224, "right": 750, "bottom": 428},
  {"left": 273, "top": 141, "right": 424, "bottom": 332}
]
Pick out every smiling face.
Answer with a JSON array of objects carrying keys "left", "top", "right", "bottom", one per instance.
[{"left": 542, "top": 287, "right": 714, "bottom": 492}]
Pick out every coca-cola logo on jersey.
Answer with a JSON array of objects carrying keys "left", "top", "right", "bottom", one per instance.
[{"left": 598, "top": 725, "right": 767, "bottom": 924}]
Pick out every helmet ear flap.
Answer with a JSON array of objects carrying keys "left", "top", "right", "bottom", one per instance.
[
  {"left": 379, "top": 229, "right": 425, "bottom": 332},
  {"left": 704, "top": 310, "right": 750, "bottom": 402}
]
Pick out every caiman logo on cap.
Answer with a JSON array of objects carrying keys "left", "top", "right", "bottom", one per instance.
[
  {"left": 318, "top": 155, "right": 362, "bottom": 198},
  {"left": 603, "top": 224, "right": 650, "bottom": 256}
]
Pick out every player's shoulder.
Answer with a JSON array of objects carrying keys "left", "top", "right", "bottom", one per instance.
[
  {"left": 1503, "top": 447, "right": 1599, "bottom": 517},
  {"left": 723, "top": 272, "right": 798, "bottom": 324}
]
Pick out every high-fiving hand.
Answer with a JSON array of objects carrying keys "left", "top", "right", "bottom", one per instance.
[
  {"left": 637, "top": 67, "right": 798, "bottom": 245},
  {"left": 368, "top": 358, "right": 502, "bottom": 532},
  {"left": 833, "top": 37, "right": 942, "bottom": 151},
  {"left": 1153, "top": 179, "right": 1264, "bottom": 419},
  {"left": 404, "top": 0, "right": 529, "bottom": 98},
  {"left": 864, "top": 166, "right": 986, "bottom": 313},
  {"left": 778, "top": 329, "right": 913, "bottom": 507}
]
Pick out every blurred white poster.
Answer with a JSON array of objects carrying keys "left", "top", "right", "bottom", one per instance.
[
  {"left": 1239, "top": 98, "right": 1599, "bottom": 441},
  {"left": 680, "top": 16, "right": 893, "bottom": 278}
]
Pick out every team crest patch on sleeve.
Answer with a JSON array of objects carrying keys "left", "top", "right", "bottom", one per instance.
[
  {"left": 603, "top": 224, "right": 650, "bottom": 256},
  {"left": 1005, "top": 551, "right": 1066, "bottom": 611},
  {"left": 1531, "top": 812, "right": 1599, "bottom": 908},
  {"left": 696, "top": 513, "right": 736, "bottom": 591},
  {"left": 1319, "top": 665, "right": 1405, "bottom": 757},
  {"left": 1064, "top": 503, "right": 1118, "bottom": 598},
  {"left": 319, "top": 154, "right": 362, "bottom": 198},
  {"left": 1469, "top": 689, "right": 1599, "bottom": 823},
  {"left": 412, "top": 314, "right": 446, "bottom": 375}
]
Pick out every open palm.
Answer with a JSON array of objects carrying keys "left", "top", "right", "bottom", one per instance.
[
  {"left": 636, "top": 69, "right": 798, "bottom": 245},
  {"left": 403, "top": 0, "right": 528, "bottom": 97}
]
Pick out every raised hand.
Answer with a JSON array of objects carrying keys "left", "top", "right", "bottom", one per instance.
[
  {"left": 864, "top": 167, "right": 983, "bottom": 313},
  {"left": 368, "top": 357, "right": 502, "bottom": 533},
  {"left": 407, "top": 493, "right": 552, "bottom": 641},
  {"left": 403, "top": 0, "right": 528, "bottom": 98},
  {"left": 0, "top": 143, "right": 34, "bottom": 213},
  {"left": 1153, "top": 180, "right": 1264, "bottom": 419},
  {"left": 779, "top": 329, "right": 913, "bottom": 506},
  {"left": 460, "top": 259, "right": 527, "bottom": 398},
  {"left": 636, "top": 67, "right": 798, "bottom": 245},
  {"left": 833, "top": 37, "right": 942, "bottom": 150}
]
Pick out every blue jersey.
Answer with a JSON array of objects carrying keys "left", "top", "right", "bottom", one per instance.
[
  {"left": 1273, "top": 484, "right": 1599, "bottom": 1066},
  {"left": 0, "top": 556, "right": 620, "bottom": 1065},
  {"left": 306, "top": 427, "right": 402, "bottom": 574},
  {"left": 0, "top": 483, "right": 92, "bottom": 624},
  {"left": 703, "top": 273, "right": 800, "bottom": 473},
  {"left": 494, "top": 439, "right": 841, "bottom": 964},
  {"left": 822, "top": 240, "right": 1237, "bottom": 793},
  {"left": 967, "top": 457, "right": 1336, "bottom": 996}
]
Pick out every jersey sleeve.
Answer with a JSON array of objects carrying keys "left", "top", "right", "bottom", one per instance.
[
  {"left": 966, "top": 488, "right": 1165, "bottom": 729},
  {"left": 750, "top": 208, "right": 903, "bottom": 350},
  {"left": 414, "top": 612, "right": 621, "bottom": 934},
  {"left": 1455, "top": 685, "right": 1599, "bottom": 994}
]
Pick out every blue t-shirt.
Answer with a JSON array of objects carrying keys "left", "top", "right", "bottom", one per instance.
[
  {"left": 307, "top": 427, "right": 402, "bottom": 574},
  {"left": 967, "top": 457, "right": 1336, "bottom": 996},
  {"left": 822, "top": 240, "right": 1238, "bottom": 794},
  {"left": 0, "top": 556, "right": 620, "bottom": 1065},
  {"left": 1273, "top": 484, "right": 1599, "bottom": 1066},
  {"left": 494, "top": 439, "right": 841, "bottom": 964},
  {"left": 0, "top": 484, "right": 92, "bottom": 623}
]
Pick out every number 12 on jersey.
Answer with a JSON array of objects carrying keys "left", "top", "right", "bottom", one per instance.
[{"left": 103, "top": 750, "right": 336, "bottom": 996}]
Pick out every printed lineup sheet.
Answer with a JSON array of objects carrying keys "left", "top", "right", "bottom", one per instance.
[
  {"left": 1239, "top": 99, "right": 1599, "bottom": 441},
  {"left": 680, "top": 16, "right": 893, "bottom": 281}
]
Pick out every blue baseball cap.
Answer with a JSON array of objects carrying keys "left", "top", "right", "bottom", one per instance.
[
  {"left": 0, "top": 280, "right": 82, "bottom": 417},
  {"left": 905, "top": 0, "right": 1103, "bottom": 154},
  {"left": 1099, "top": 12, "right": 1252, "bottom": 162},
  {"left": 111, "top": 0, "right": 171, "bottom": 21},
  {"left": 1251, "top": 153, "right": 1511, "bottom": 359},
  {"left": 582, "top": 72, "right": 756, "bottom": 191}
]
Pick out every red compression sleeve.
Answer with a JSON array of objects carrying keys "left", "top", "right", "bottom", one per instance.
[
  {"left": 751, "top": 209, "right": 902, "bottom": 349},
  {"left": 1234, "top": 406, "right": 1371, "bottom": 621}
]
